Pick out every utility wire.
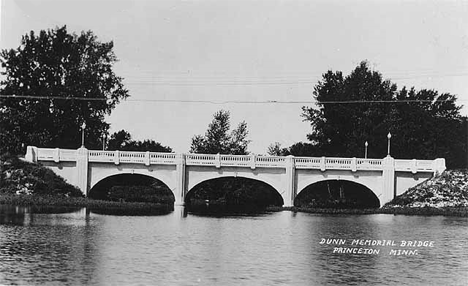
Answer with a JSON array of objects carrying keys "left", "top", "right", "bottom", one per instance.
[
  {"left": 118, "top": 73, "right": 468, "bottom": 86},
  {"left": 0, "top": 94, "right": 463, "bottom": 104},
  {"left": 0, "top": 95, "right": 107, "bottom": 101}
]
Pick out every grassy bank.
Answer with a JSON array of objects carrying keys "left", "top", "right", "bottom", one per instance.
[{"left": 381, "top": 169, "right": 468, "bottom": 216}]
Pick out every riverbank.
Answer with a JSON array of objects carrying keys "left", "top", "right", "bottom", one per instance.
[
  {"left": 0, "top": 155, "right": 172, "bottom": 215},
  {"left": 0, "top": 193, "right": 173, "bottom": 215},
  {"left": 381, "top": 169, "right": 468, "bottom": 216},
  {"left": 267, "top": 206, "right": 468, "bottom": 216}
]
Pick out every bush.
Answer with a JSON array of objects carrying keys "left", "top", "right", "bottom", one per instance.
[
  {"left": 0, "top": 154, "right": 83, "bottom": 197},
  {"left": 107, "top": 185, "right": 174, "bottom": 204}
]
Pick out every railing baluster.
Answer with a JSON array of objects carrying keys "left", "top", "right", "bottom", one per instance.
[{"left": 30, "top": 147, "right": 442, "bottom": 174}]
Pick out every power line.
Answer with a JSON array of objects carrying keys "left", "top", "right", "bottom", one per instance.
[
  {"left": 118, "top": 72, "right": 468, "bottom": 86},
  {"left": 0, "top": 95, "right": 107, "bottom": 101},
  {"left": 0, "top": 94, "right": 463, "bottom": 105}
]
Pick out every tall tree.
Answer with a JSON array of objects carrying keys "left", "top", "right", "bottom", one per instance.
[
  {"left": 302, "top": 61, "right": 396, "bottom": 158},
  {"left": 190, "top": 110, "right": 250, "bottom": 154},
  {"left": 0, "top": 26, "right": 129, "bottom": 154},
  {"left": 389, "top": 88, "right": 466, "bottom": 167},
  {"left": 302, "top": 61, "right": 467, "bottom": 168}
]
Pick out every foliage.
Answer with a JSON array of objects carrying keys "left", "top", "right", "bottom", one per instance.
[
  {"left": 389, "top": 88, "right": 466, "bottom": 168},
  {"left": 301, "top": 61, "right": 467, "bottom": 168},
  {"left": 107, "top": 130, "right": 132, "bottom": 150},
  {"left": 107, "top": 185, "right": 174, "bottom": 204},
  {"left": 0, "top": 26, "right": 129, "bottom": 154},
  {"left": 384, "top": 169, "right": 468, "bottom": 208},
  {"left": 0, "top": 154, "right": 83, "bottom": 197},
  {"left": 267, "top": 141, "right": 319, "bottom": 157},
  {"left": 190, "top": 110, "right": 250, "bottom": 154},
  {"left": 186, "top": 177, "right": 283, "bottom": 208},
  {"left": 107, "top": 129, "right": 172, "bottom": 152},
  {"left": 267, "top": 142, "right": 284, "bottom": 156},
  {"left": 0, "top": 194, "right": 173, "bottom": 216},
  {"left": 294, "top": 180, "right": 380, "bottom": 209}
]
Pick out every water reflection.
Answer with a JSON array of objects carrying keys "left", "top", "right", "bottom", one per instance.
[
  {"left": 0, "top": 206, "right": 100, "bottom": 285},
  {"left": 0, "top": 205, "right": 29, "bottom": 225},
  {"left": 0, "top": 205, "right": 467, "bottom": 285}
]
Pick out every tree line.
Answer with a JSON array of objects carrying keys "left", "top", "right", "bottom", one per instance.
[{"left": 1, "top": 26, "right": 466, "bottom": 169}]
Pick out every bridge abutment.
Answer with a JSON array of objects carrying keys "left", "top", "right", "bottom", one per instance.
[{"left": 283, "top": 155, "right": 296, "bottom": 207}]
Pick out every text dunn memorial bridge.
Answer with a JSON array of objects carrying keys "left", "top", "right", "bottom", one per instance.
[{"left": 25, "top": 146, "right": 446, "bottom": 206}]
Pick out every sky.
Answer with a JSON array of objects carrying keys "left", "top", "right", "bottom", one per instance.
[{"left": 1, "top": 0, "right": 468, "bottom": 154}]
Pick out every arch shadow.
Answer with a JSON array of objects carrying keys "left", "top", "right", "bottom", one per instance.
[
  {"left": 89, "top": 173, "right": 175, "bottom": 204},
  {"left": 295, "top": 180, "right": 380, "bottom": 209},
  {"left": 186, "top": 176, "right": 284, "bottom": 213}
]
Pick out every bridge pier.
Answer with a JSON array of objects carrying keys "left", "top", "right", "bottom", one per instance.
[
  {"left": 381, "top": 155, "right": 395, "bottom": 205},
  {"left": 283, "top": 155, "right": 296, "bottom": 207},
  {"left": 76, "top": 147, "right": 89, "bottom": 196},
  {"left": 174, "top": 154, "right": 186, "bottom": 206}
]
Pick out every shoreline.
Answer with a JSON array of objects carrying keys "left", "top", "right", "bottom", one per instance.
[
  {"left": 0, "top": 194, "right": 174, "bottom": 216},
  {"left": 266, "top": 206, "right": 468, "bottom": 217},
  {"left": 1, "top": 194, "right": 467, "bottom": 217}
]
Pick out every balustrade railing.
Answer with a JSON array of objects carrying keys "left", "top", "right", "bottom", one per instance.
[
  {"left": 395, "top": 159, "right": 436, "bottom": 173},
  {"left": 185, "top": 154, "right": 217, "bottom": 166},
  {"left": 36, "top": 148, "right": 76, "bottom": 162},
  {"left": 256, "top": 156, "right": 286, "bottom": 168},
  {"left": 150, "top": 153, "right": 177, "bottom": 164},
  {"left": 30, "top": 147, "right": 441, "bottom": 173}
]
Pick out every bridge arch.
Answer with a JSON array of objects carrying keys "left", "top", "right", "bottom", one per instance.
[
  {"left": 185, "top": 176, "right": 284, "bottom": 207},
  {"left": 295, "top": 179, "right": 380, "bottom": 208},
  {"left": 89, "top": 173, "right": 175, "bottom": 203},
  {"left": 89, "top": 168, "right": 176, "bottom": 196}
]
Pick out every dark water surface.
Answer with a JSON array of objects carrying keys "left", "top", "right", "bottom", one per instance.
[{"left": 0, "top": 205, "right": 467, "bottom": 286}]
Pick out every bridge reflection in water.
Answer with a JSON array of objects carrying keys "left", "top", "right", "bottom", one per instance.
[{"left": 25, "top": 146, "right": 446, "bottom": 207}]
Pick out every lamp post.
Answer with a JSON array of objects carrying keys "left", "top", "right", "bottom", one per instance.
[
  {"left": 387, "top": 132, "right": 392, "bottom": 156},
  {"left": 81, "top": 122, "right": 86, "bottom": 147},
  {"left": 102, "top": 133, "right": 106, "bottom": 150},
  {"left": 365, "top": 141, "right": 368, "bottom": 159}
]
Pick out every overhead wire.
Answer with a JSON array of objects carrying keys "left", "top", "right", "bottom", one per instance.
[{"left": 0, "top": 94, "right": 464, "bottom": 105}]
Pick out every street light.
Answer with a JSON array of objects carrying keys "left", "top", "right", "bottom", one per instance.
[
  {"left": 365, "top": 141, "right": 368, "bottom": 159},
  {"left": 102, "top": 133, "right": 106, "bottom": 150},
  {"left": 81, "top": 122, "right": 86, "bottom": 147},
  {"left": 387, "top": 132, "right": 392, "bottom": 156}
]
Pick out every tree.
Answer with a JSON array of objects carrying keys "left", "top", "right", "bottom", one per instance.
[
  {"left": 190, "top": 110, "right": 250, "bottom": 154},
  {"left": 389, "top": 88, "right": 466, "bottom": 167},
  {"left": 107, "top": 130, "right": 132, "bottom": 151},
  {"left": 107, "top": 130, "right": 172, "bottom": 152},
  {"left": 267, "top": 141, "right": 319, "bottom": 157},
  {"left": 267, "top": 142, "right": 284, "bottom": 156},
  {"left": 0, "top": 26, "right": 129, "bottom": 154},
  {"left": 302, "top": 61, "right": 467, "bottom": 168},
  {"left": 302, "top": 61, "right": 396, "bottom": 158}
]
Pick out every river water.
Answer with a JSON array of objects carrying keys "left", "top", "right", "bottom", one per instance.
[{"left": 0, "top": 205, "right": 467, "bottom": 286}]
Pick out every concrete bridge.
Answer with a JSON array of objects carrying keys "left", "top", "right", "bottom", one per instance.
[{"left": 25, "top": 146, "right": 446, "bottom": 207}]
